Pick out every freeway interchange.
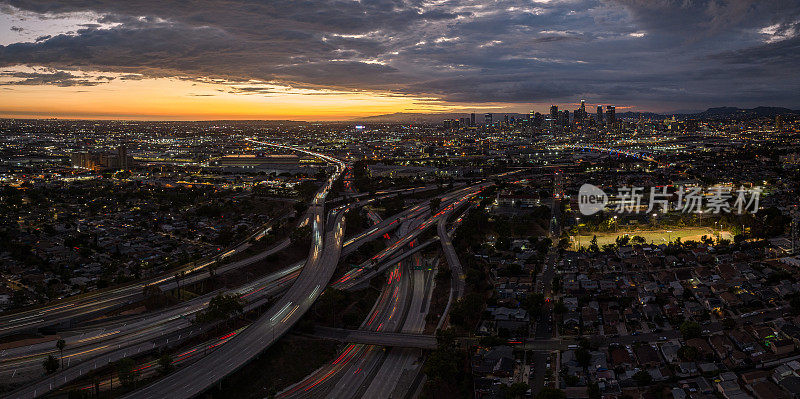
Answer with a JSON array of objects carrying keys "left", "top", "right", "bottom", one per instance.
[{"left": 0, "top": 142, "right": 503, "bottom": 399}]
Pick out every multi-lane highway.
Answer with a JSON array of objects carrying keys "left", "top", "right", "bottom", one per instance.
[
  {"left": 279, "top": 217, "right": 419, "bottom": 398},
  {"left": 278, "top": 184, "right": 482, "bottom": 399},
  {"left": 120, "top": 141, "right": 347, "bottom": 399},
  {"left": 1, "top": 141, "right": 345, "bottom": 399},
  {"left": 0, "top": 218, "right": 290, "bottom": 339},
  {"left": 334, "top": 184, "right": 487, "bottom": 291},
  {"left": 438, "top": 217, "right": 465, "bottom": 301},
  {"left": 0, "top": 187, "right": 443, "bottom": 398},
  {"left": 0, "top": 256, "right": 306, "bottom": 398},
  {"left": 1, "top": 141, "right": 503, "bottom": 399}
]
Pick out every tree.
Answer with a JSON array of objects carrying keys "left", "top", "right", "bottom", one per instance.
[
  {"left": 536, "top": 237, "right": 552, "bottom": 255},
  {"left": 293, "top": 201, "right": 307, "bottom": 217},
  {"left": 314, "top": 288, "right": 348, "bottom": 326},
  {"left": 557, "top": 237, "right": 571, "bottom": 254},
  {"left": 496, "top": 235, "right": 511, "bottom": 251},
  {"left": 435, "top": 328, "right": 457, "bottom": 349},
  {"left": 43, "top": 354, "right": 59, "bottom": 374},
  {"left": 588, "top": 235, "right": 599, "bottom": 253},
  {"left": 677, "top": 345, "right": 699, "bottom": 362},
  {"left": 295, "top": 180, "right": 319, "bottom": 202},
  {"left": 116, "top": 357, "right": 138, "bottom": 387},
  {"left": 523, "top": 293, "right": 545, "bottom": 316},
  {"left": 158, "top": 353, "right": 174, "bottom": 374},
  {"left": 449, "top": 293, "right": 485, "bottom": 329},
  {"left": 576, "top": 347, "right": 592, "bottom": 369},
  {"left": 208, "top": 262, "right": 218, "bottom": 280},
  {"left": 535, "top": 388, "right": 566, "bottom": 399},
  {"left": 291, "top": 225, "right": 312, "bottom": 242},
  {"left": 196, "top": 293, "right": 244, "bottom": 323},
  {"left": 423, "top": 347, "right": 461, "bottom": 382},
  {"left": 679, "top": 321, "right": 702, "bottom": 339},
  {"left": 503, "top": 382, "right": 529, "bottom": 398},
  {"left": 479, "top": 335, "right": 506, "bottom": 347},
  {"left": 56, "top": 339, "right": 66, "bottom": 369},
  {"left": 790, "top": 296, "right": 800, "bottom": 315},
  {"left": 553, "top": 300, "right": 567, "bottom": 314},
  {"left": 587, "top": 382, "right": 601, "bottom": 399},
  {"left": 68, "top": 389, "right": 89, "bottom": 399},
  {"left": 633, "top": 370, "right": 653, "bottom": 386},
  {"left": 722, "top": 318, "right": 737, "bottom": 330}
]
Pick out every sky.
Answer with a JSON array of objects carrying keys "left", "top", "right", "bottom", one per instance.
[{"left": 0, "top": 0, "right": 798, "bottom": 120}]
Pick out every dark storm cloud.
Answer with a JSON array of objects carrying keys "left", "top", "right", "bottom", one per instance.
[
  {"left": 712, "top": 34, "right": 800, "bottom": 66},
  {"left": 1, "top": 0, "right": 799, "bottom": 110},
  {"left": 0, "top": 70, "right": 111, "bottom": 86},
  {"left": 612, "top": 0, "right": 800, "bottom": 39}
]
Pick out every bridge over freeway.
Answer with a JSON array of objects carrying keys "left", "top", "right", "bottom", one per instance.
[
  {"left": 309, "top": 326, "right": 438, "bottom": 349},
  {"left": 559, "top": 144, "right": 663, "bottom": 164},
  {"left": 308, "top": 327, "right": 576, "bottom": 351}
]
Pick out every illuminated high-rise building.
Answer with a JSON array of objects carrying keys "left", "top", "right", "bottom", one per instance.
[
  {"left": 118, "top": 145, "right": 129, "bottom": 170},
  {"left": 579, "top": 100, "right": 586, "bottom": 121},
  {"left": 534, "top": 112, "right": 543, "bottom": 127},
  {"left": 484, "top": 113, "right": 493, "bottom": 126},
  {"left": 470, "top": 113, "right": 476, "bottom": 127},
  {"left": 550, "top": 105, "right": 558, "bottom": 120},
  {"left": 606, "top": 105, "right": 616, "bottom": 125},
  {"left": 597, "top": 105, "right": 604, "bottom": 123}
]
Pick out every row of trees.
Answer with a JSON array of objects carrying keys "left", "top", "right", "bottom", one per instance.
[{"left": 47, "top": 340, "right": 177, "bottom": 397}]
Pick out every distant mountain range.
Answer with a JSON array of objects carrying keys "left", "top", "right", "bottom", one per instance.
[
  {"left": 619, "top": 106, "right": 799, "bottom": 120},
  {"left": 352, "top": 106, "right": 799, "bottom": 123}
]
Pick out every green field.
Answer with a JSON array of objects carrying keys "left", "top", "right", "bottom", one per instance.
[{"left": 571, "top": 227, "right": 733, "bottom": 248}]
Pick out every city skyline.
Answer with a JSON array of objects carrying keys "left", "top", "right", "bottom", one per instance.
[{"left": 1, "top": 1, "right": 799, "bottom": 120}]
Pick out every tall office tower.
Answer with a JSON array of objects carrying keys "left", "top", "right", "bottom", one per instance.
[
  {"left": 579, "top": 100, "right": 586, "bottom": 121},
  {"left": 606, "top": 105, "right": 616, "bottom": 125},
  {"left": 777, "top": 115, "right": 784, "bottom": 131},
  {"left": 562, "top": 110, "right": 570, "bottom": 126},
  {"left": 504, "top": 114, "right": 509, "bottom": 126},
  {"left": 470, "top": 113, "right": 476, "bottom": 127},
  {"left": 534, "top": 112, "right": 543, "bottom": 128},
  {"left": 529, "top": 110, "right": 535, "bottom": 125},
  {"left": 550, "top": 105, "right": 558, "bottom": 120},
  {"left": 484, "top": 113, "right": 493, "bottom": 126},
  {"left": 597, "top": 105, "right": 604, "bottom": 124},
  {"left": 118, "top": 145, "right": 128, "bottom": 169}
]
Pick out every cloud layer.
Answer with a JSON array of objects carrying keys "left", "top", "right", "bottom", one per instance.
[{"left": 1, "top": 0, "right": 799, "bottom": 111}]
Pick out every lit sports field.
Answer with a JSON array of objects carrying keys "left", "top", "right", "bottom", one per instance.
[{"left": 571, "top": 227, "right": 733, "bottom": 248}]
